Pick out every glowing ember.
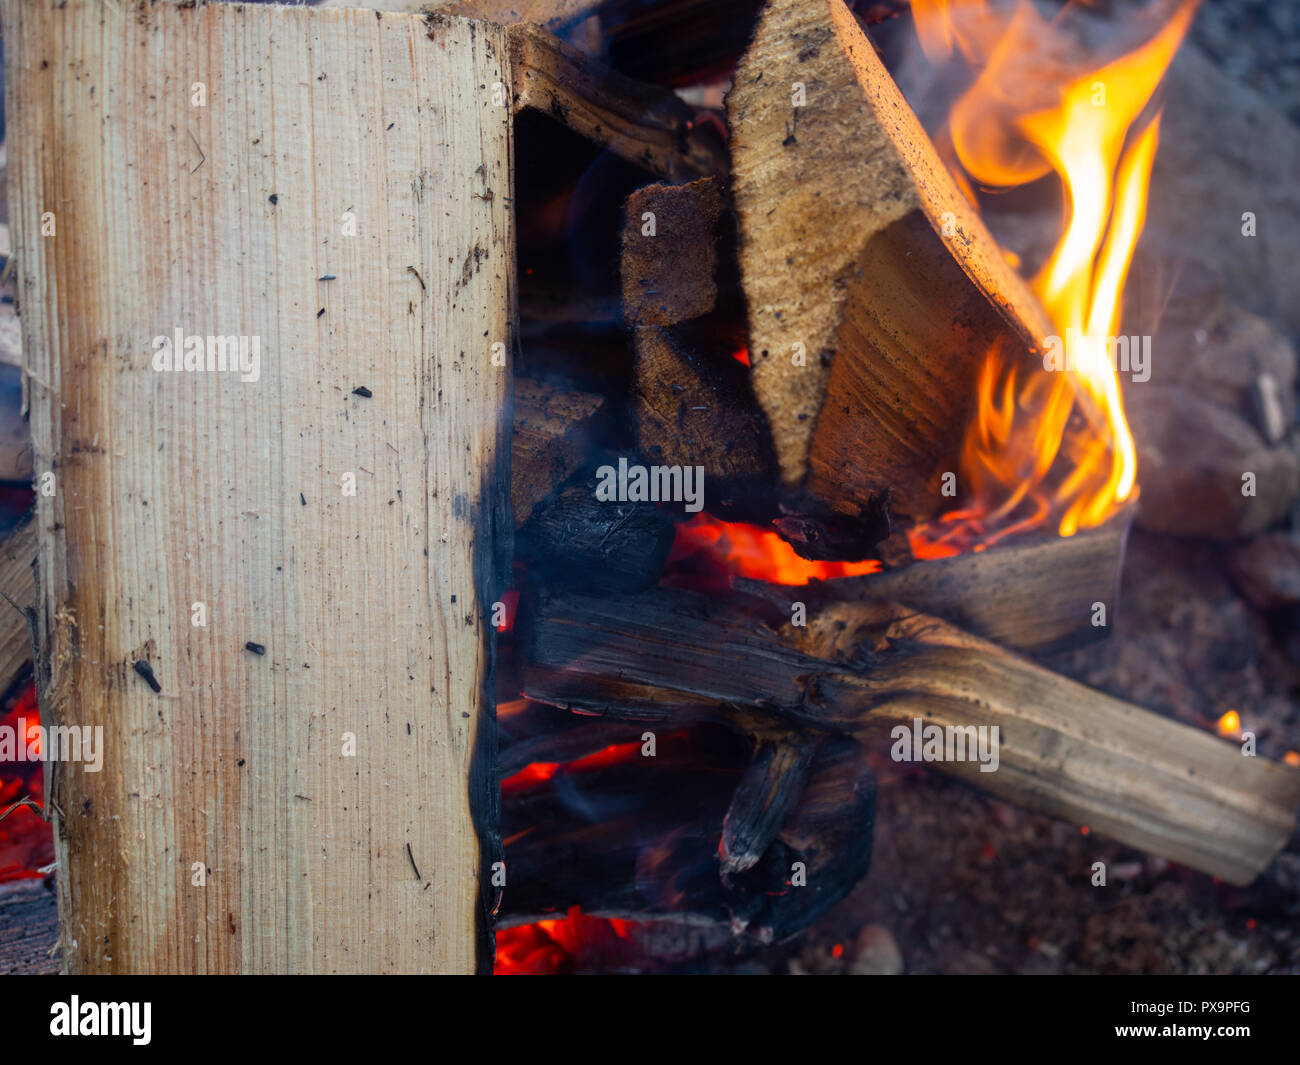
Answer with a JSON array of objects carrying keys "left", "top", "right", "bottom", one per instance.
[
  {"left": 494, "top": 907, "right": 636, "bottom": 975},
  {"left": 1216, "top": 709, "right": 1241, "bottom": 738},
  {"left": 669, "top": 514, "right": 881, "bottom": 586},
  {"left": 910, "top": 0, "right": 1197, "bottom": 551},
  {"left": 0, "top": 683, "right": 54, "bottom": 883},
  {"left": 501, "top": 740, "right": 649, "bottom": 798}
]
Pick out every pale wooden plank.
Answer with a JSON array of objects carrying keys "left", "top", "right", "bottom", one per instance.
[{"left": 2, "top": 0, "right": 512, "bottom": 973}]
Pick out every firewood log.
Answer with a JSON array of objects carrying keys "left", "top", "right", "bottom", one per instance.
[
  {"left": 631, "top": 326, "right": 776, "bottom": 500},
  {"left": 4, "top": 0, "right": 513, "bottom": 974},
  {"left": 516, "top": 479, "right": 677, "bottom": 593},
  {"left": 727, "top": 0, "right": 1053, "bottom": 523},
  {"left": 512, "top": 377, "right": 607, "bottom": 528},
  {"left": 521, "top": 586, "right": 1300, "bottom": 885},
  {"left": 739, "top": 512, "right": 1131, "bottom": 655},
  {"left": 621, "top": 178, "right": 726, "bottom": 327},
  {"left": 720, "top": 736, "right": 818, "bottom": 876},
  {"left": 0, "top": 516, "right": 35, "bottom": 697},
  {"left": 509, "top": 23, "right": 728, "bottom": 182},
  {"left": 500, "top": 719, "right": 875, "bottom": 940}
]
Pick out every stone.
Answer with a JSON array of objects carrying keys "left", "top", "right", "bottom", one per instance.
[
  {"left": 850, "top": 923, "right": 904, "bottom": 975},
  {"left": 1144, "top": 45, "right": 1300, "bottom": 337},
  {"left": 1227, "top": 532, "right": 1300, "bottom": 610},
  {"left": 1128, "top": 387, "right": 1298, "bottom": 540}
]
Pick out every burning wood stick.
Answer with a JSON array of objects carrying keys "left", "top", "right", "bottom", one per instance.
[
  {"left": 727, "top": 0, "right": 1053, "bottom": 523},
  {"left": 510, "top": 23, "right": 727, "bottom": 181},
  {"left": 4, "top": 0, "right": 512, "bottom": 973},
  {"left": 522, "top": 587, "right": 1300, "bottom": 885},
  {"left": 740, "top": 514, "right": 1131, "bottom": 655},
  {"left": 516, "top": 480, "right": 676, "bottom": 593},
  {"left": 501, "top": 720, "right": 875, "bottom": 939}
]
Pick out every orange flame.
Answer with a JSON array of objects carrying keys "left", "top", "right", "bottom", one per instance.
[
  {"left": 910, "top": 0, "right": 1196, "bottom": 550},
  {"left": 670, "top": 514, "right": 882, "bottom": 585}
]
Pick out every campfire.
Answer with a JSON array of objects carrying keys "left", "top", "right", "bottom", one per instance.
[
  {"left": 486, "top": 0, "right": 1300, "bottom": 971},
  {"left": 0, "top": 0, "right": 1297, "bottom": 978}
]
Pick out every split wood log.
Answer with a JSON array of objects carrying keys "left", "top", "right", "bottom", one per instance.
[
  {"left": 0, "top": 378, "right": 597, "bottom": 688},
  {"left": 631, "top": 326, "right": 776, "bottom": 495},
  {"left": 4, "top": 0, "right": 512, "bottom": 974},
  {"left": 512, "top": 377, "right": 606, "bottom": 528},
  {"left": 509, "top": 23, "right": 728, "bottom": 181},
  {"left": 740, "top": 514, "right": 1131, "bottom": 655},
  {"left": 0, "top": 515, "right": 35, "bottom": 697},
  {"left": 621, "top": 178, "right": 725, "bottom": 326},
  {"left": 522, "top": 587, "right": 1300, "bottom": 885},
  {"left": 728, "top": 0, "right": 1054, "bottom": 523},
  {"left": 619, "top": 179, "right": 778, "bottom": 507}
]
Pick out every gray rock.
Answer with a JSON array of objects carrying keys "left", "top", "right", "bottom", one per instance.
[
  {"left": 1227, "top": 532, "right": 1300, "bottom": 610},
  {"left": 1144, "top": 44, "right": 1300, "bottom": 337},
  {"left": 850, "top": 923, "right": 904, "bottom": 975},
  {"left": 1128, "top": 386, "right": 1298, "bottom": 539}
]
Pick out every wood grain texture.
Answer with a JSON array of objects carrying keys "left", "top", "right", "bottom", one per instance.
[
  {"left": 632, "top": 326, "right": 775, "bottom": 488},
  {"left": 511, "top": 377, "right": 604, "bottom": 528},
  {"left": 3, "top": 0, "right": 512, "bottom": 973},
  {"left": 0, "top": 516, "right": 36, "bottom": 697},
  {"left": 728, "top": 0, "right": 1053, "bottom": 521},
  {"left": 621, "top": 178, "right": 725, "bottom": 327},
  {"left": 320, "top": 0, "right": 603, "bottom": 30}
]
